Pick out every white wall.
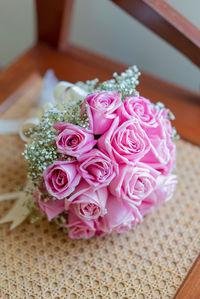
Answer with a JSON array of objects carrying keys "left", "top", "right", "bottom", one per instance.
[
  {"left": 0, "top": 0, "right": 199, "bottom": 93},
  {"left": 0, "top": 0, "right": 35, "bottom": 67}
]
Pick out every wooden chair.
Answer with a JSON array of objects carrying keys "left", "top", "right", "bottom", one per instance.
[{"left": 0, "top": 1, "right": 199, "bottom": 297}]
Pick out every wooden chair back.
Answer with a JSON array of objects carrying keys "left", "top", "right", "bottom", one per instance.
[
  {"left": 36, "top": 0, "right": 74, "bottom": 51},
  {"left": 36, "top": 0, "right": 200, "bottom": 67},
  {"left": 111, "top": 0, "right": 200, "bottom": 67}
]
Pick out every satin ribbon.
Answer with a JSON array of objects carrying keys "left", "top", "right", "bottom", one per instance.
[
  {"left": 0, "top": 70, "right": 88, "bottom": 229},
  {"left": 0, "top": 192, "right": 31, "bottom": 230}
]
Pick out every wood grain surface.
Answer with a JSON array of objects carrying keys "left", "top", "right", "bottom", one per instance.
[
  {"left": 174, "top": 255, "right": 200, "bottom": 299},
  {"left": 36, "top": 0, "right": 74, "bottom": 50}
]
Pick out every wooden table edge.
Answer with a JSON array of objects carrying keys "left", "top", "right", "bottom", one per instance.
[{"left": 174, "top": 254, "right": 200, "bottom": 298}]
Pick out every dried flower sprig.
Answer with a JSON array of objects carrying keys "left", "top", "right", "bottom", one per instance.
[
  {"left": 77, "top": 65, "right": 141, "bottom": 99},
  {"left": 23, "top": 107, "right": 66, "bottom": 182},
  {"left": 23, "top": 98, "right": 90, "bottom": 183}
]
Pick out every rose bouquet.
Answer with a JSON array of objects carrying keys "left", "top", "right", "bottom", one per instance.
[{"left": 22, "top": 66, "right": 177, "bottom": 239}]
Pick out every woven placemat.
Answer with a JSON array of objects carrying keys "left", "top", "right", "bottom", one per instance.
[{"left": 0, "top": 76, "right": 200, "bottom": 299}]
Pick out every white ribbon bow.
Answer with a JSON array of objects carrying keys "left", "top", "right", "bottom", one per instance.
[{"left": 0, "top": 70, "right": 88, "bottom": 229}]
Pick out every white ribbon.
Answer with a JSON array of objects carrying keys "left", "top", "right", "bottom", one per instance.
[
  {"left": 0, "top": 119, "right": 23, "bottom": 135},
  {"left": 54, "top": 81, "right": 87, "bottom": 105},
  {"left": 0, "top": 71, "right": 87, "bottom": 140},
  {"left": 19, "top": 117, "right": 40, "bottom": 142},
  {"left": 0, "top": 192, "right": 31, "bottom": 230},
  {"left": 0, "top": 192, "right": 22, "bottom": 201},
  {"left": 0, "top": 70, "right": 88, "bottom": 229}
]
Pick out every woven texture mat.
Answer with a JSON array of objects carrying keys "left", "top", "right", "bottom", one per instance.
[{"left": 0, "top": 76, "right": 200, "bottom": 299}]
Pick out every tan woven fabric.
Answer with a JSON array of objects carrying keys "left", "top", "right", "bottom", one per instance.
[{"left": 0, "top": 76, "right": 200, "bottom": 299}]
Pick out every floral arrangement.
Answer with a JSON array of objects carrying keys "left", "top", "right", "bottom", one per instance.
[{"left": 23, "top": 66, "right": 177, "bottom": 239}]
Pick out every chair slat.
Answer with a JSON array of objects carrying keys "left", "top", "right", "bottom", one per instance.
[
  {"left": 36, "top": 0, "right": 74, "bottom": 50},
  {"left": 111, "top": 0, "right": 200, "bottom": 67}
]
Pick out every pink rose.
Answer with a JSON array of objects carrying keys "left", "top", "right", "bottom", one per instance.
[
  {"left": 44, "top": 161, "right": 81, "bottom": 199},
  {"left": 67, "top": 207, "right": 96, "bottom": 239},
  {"left": 33, "top": 190, "right": 65, "bottom": 221},
  {"left": 162, "top": 118, "right": 174, "bottom": 138},
  {"left": 159, "top": 113, "right": 176, "bottom": 174},
  {"left": 138, "top": 174, "right": 177, "bottom": 216},
  {"left": 66, "top": 181, "right": 108, "bottom": 220},
  {"left": 98, "top": 117, "right": 150, "bottom": 164},
  {"left": 54, "top": 122, "right": 96, "bottom": 157},
  {"left": 77, "top": 149, "right": 117, "bottom": 189},
  {"left": 119, "top": 96, "right": 158, "bottom": 127},
  {"left": 141, "top": 114, "right": 176, "bottom": 174},
  {"left": 109, "top": 162, "right": 159, "bottom": 207},
  {"left": 162, "top": 139, "right": 176, "bottom": 174},
  {"left": 141, "top": 139, "right": 175, "bottom": 175},
  {"left": 82, "top": 91, "right": 122, "bottom": 135},
  {"left": 97, "top": 194, "right": 142, "bottom": 234}
]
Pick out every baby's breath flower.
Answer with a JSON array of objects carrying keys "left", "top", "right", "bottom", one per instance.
[{"left": 77, "top": 65, "right": 140, "bottom": 100}]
